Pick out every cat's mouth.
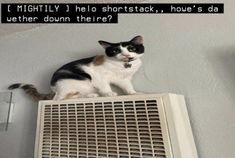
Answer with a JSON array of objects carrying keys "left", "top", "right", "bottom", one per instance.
[{"left": 122, "top": 57, "right": 134, "bottom": 62}]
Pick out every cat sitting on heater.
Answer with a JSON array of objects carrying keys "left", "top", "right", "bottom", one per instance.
[{"left": 8, "top": 36, "right": 144, "bottom": 100}]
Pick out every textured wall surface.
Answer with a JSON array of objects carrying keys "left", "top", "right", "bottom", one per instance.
[{"left": 0, "top": 0, "right": 235, "bottom": 158}]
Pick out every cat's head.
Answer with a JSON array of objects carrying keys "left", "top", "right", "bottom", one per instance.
[{"left": 98, "top": 36, "right": 144, "bottom": 62}]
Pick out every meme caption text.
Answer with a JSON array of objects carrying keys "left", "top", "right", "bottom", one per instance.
[{"left": 1, "top": 3, "right": 224, "bottom": 23}]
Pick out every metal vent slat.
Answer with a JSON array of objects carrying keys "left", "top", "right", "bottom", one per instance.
[{"left": 37, "top": 97, "right": 170, "bottom": 158}]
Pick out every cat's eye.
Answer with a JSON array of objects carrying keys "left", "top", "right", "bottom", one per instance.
[
  {"left": 112, "top": 48, "right": 120, "bottom": 53},
  {"left": 128, "top": 46, "right": 136, "bottom": 52}
]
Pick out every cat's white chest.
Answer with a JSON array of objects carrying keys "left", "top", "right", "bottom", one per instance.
[
  {"left": 83, "top": 59, "right": 141, "bottom": 82},
  {"left": 104, "top": 59, "right": 141, "bottom": 80}
]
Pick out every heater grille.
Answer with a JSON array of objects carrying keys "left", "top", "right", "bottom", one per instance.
[{"left": 35, "top": 95, "right": 174, "bottom": 158}]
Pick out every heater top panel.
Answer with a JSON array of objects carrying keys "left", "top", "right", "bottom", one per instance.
[{"left": 35, "top": 94, "right": 173, "bottom": 158}]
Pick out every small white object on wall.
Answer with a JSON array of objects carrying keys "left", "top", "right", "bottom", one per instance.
[{"left": 0, "top": 92, "right": 14, "bottom": 131}]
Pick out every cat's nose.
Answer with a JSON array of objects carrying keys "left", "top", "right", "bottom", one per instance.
[{"left": 122, "top": 53, "right": 130, "bottom": 57}]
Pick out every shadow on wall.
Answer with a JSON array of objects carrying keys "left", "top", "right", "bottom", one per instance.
[{"left": 207, "top": 47, "right": 235, "bottom": 102}]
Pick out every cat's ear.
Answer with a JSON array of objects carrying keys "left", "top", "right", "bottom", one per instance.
[
  {"left": 130, "top": 36, "right": 143, "bottom": 45},
  {"left": 98, "top": 41, "right": 111, "bottom": 49}
]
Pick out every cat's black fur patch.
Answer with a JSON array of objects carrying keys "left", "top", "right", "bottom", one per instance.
[
  {"left": 124, "top": 43, "right": 144, "bottom": 54},
  {"left": 22, "top": 84, "right": 34, "bottom": 90},
  {"left": 105, "top": 45, "right": 121, "bottom": 57},
  {"left": 8, "top": 83, "right": 21, "bottom": 89},
  {"left": 105, "top": 41, "right": 144, "bottom": 57},
  {"left": 50, "top": 56, "right": 94, "bottom": 86}
]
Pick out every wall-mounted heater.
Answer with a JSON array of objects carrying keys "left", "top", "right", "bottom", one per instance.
[{"left": 34, "top": 93, "right": 198, "bottom": 158}]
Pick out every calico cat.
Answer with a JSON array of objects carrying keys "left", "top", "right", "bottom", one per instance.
[{"left": 8, "top": 36, "right": 144, "bottom": 100}]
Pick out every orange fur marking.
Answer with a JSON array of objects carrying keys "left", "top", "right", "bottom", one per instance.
[
  {"left": 93, "top": 55, "right": 105, "bottom": 66},
  {"left": 63, "top": 92, "right": 79, "bottom": 100}
]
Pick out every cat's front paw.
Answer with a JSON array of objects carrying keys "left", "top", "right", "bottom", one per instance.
[
  {"left": 103, "top": 92, "right": 118, "bottom": 97},
  {"left": 127, "top": 91, "right": 143, "bottom": 95},
  {"left": 133, "top": 92, "right": 144, "bottom": 95},
  {"left": 86, "top": 93, "right": 99, "bottom": 98}
]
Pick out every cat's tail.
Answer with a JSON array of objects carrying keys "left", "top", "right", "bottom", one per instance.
[{"left": 8, "top": 83, "right": 55, "bottom": 101}]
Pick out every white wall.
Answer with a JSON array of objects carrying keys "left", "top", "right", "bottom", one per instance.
[{"left": 0, "top": 1, "right": 235, "bottom": 158}]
